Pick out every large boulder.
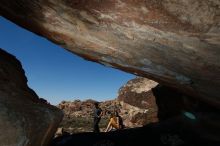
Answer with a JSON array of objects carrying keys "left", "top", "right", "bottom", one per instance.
[
  {"left": 0, "top": 0, "right": 219, "bottom": 107},
  {"left": 118, "top": 77, "right": 220, "bottom": 143},
  {"left": 0, "top": 49, "right": 63, "bottom": 146},
  {"left": 118, "top": 77, "right": 158, "bottom": 126}
]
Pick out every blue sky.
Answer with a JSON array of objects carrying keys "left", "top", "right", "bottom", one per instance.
[{"left": 0, "top": 17, "right": 135, "bottom": 105}]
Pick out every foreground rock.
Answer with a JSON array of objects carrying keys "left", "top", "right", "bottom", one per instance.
[
  {"left": 0, "top": 49, "right": 63, "bottom": 146},
  {"left": 0, "top": 0, "right": 219, "bottom": 107},
  {"left": 51, "top": 122, "right": 220, "bottom": 146}
]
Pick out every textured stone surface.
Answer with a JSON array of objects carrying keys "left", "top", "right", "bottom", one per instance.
[
  {"left": 118, "top": 77, "right": 158, "bottom": 126},
  {"left": 118, "top": 77, "right": 158, "bottom": 108},
  {"left": 0, "top": 49, "right": 63, "bottom": 146},
  {"left": 0, "top": 0, "right": 219, "bottom": 107}
]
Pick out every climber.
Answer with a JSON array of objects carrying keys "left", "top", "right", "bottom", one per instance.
[{"left": 105, "top": 111, "right": 124, "bottom": 132}]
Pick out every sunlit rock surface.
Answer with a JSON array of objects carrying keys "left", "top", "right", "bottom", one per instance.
[
  {"left": 0, "top": 0, "right": 219, "bottom": 107},
  {"left": 118, "top": 77, "right": 159, "bottom": 126},
  {"left": 0, "top": 49, "right": 63, "bottom": 146}
]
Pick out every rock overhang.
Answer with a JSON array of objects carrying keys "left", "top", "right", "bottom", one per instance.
[{"left": 0, "top": 0, "right": 219, "bottom": 108}]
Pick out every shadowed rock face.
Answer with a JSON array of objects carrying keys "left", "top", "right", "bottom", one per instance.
[
  {"left": 0, "top": 49, "right": 63, "bottom": 146},
  {"left": 0, "top": 0, "right": 219, "bottom": 107}
]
